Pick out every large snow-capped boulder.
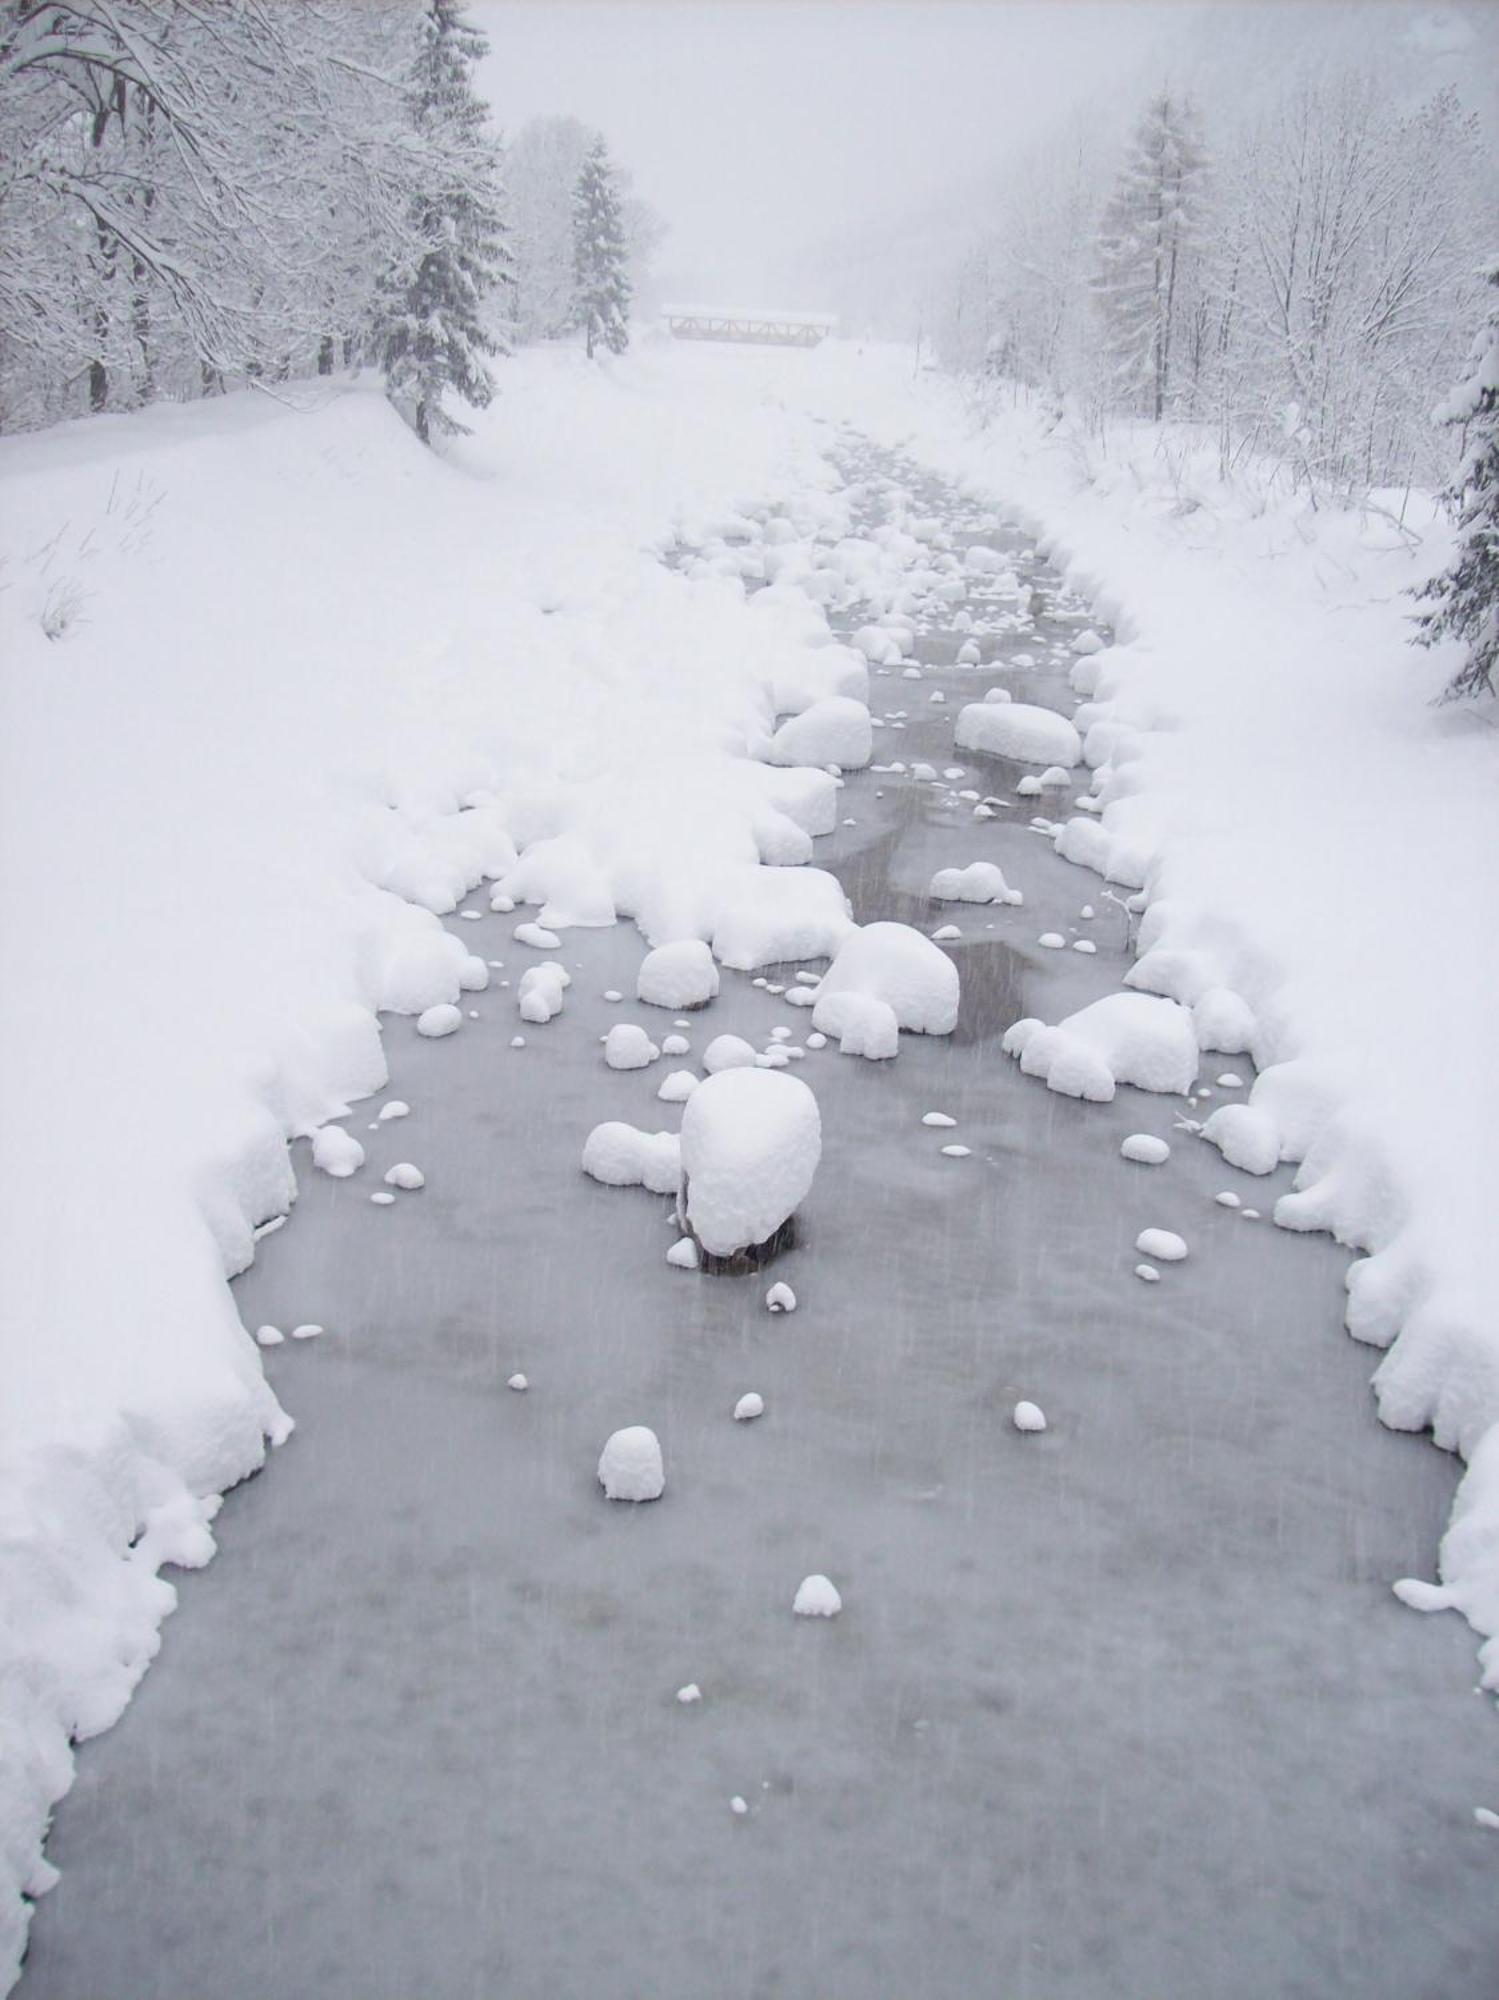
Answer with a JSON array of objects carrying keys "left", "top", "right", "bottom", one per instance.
[
  {"left": 769, "top": 696, "right": 873, "bottom": 772},
  {"left": 955, "top": 701, "right": 1082, "bottom": 767},
  {"left": 637, "top": 939, "right": 720, "bottom": 1010},
  {"left": 710, "top": 866, "right": 853, "bottom": 972},
  {"left": 929, "top": 861, "right": 1017, "bottom": 906},
  {"left": 1002, "top": 992, "right": 1198, "bottom": 1103},
  {"left": 678, "top": 1067, "right": 822, "bottom": 1259},
  {"left": 582, "top": 1122, "right": 681, "bottom": 1195},
  {"left": 814, "top": 921, "right": 960, "bottom": 1036}
]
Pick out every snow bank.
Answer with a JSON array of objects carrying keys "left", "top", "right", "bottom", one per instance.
[
  {"left": 678, "top": 1067, "right": 822, "bottom": 1258},
  {"left": 710, "top": 866, "right": 854, "bottom": 971},
  {"left": 1003, "top": 993, "right": 1198, "bottom": 1103},
  {"left": 954, "top": 701, "right": 1081, "bottom": 767},
  {"left": 769, "top": 695, "right": 873, "bottom": 771},
  {"left": 815, "top": 922, "right": 960, "bottom": 1036},
  {"left": 929, "top": 861, "right": 1017, "bottom": 905}
]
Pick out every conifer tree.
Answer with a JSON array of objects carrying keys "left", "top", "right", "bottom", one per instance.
[
  {"left": 571, "top": 137, "right": 631, "bottom": 358},
  {"left": 377, "top": 0, "right": 509, "bottom": 444},
  {"left": 1093, "top": 92, "right": 1207, "bottom": 421},
  {"left": 1413, "top": 258, "right": 1499, "bottom": 701}
]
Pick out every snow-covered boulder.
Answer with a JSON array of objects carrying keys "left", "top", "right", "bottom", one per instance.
[
  {"left": 1121, "top": 1133, "right": 1171, "bottom": 1166},
  {"left": 311, "top": 1125, "right": 364, "bottom": 1177},
  {"left": 793, "top": 1574, "right": 842, "bottom": 1616},
  {"left": 1135, "top": 1227, "right": 1187, "bottom": 1262},
  {"left": 678, "top": 1067, "right": 822, "bottom": 1259},
  {"left": 637, "top": 939, "right": 719, "bottom": 1010},
  {"left": 657, "top": 1069, "right": 699, "bottom": 1103},
  {"left": 598, "top": 1426, "right": 665, "bottom": 1502},
  {"left": 1202, "top": 1102, "right": 1280, "bottom": 1175},
  {"left": 703, "top": 1033, "right": 759, "bottom": 1074},
  {"left": 851, "top": 623, "right": 902, "bottom": 666},
  {"left": 416, "top": 1002, "right": 463, "bottom": 1038},
  {"left": 747, "top": 764, "right": 840, "bottom": 838},
  {"left": 1003, "top": 993, "right": 1198, "bottom": 1103},
  {"left": 815, "top": 921, "right": 959, "bottom": 1036},
  {"left": 517, "top": 962, "right": 568, "bottom": 1024},
  {"left": 604, "top": 1023, "right": 660, "bottom": 1070},
  {"left": 955, "top": 702, "right": 1081, "bottom": 767},
  {"left": 582, "top": 1122, "right": 681, "bottom": 1195},
  {"left": 769, "top": 696, "right": 873, "bottom": 772},
  {"left": 929, "top": 861, "right": 1016, "bottom": 905},
  {"left": 811, "top": 989, "right": 900, "bottom": 1059},
  {"left": 710, "top": 866, "right": 853, "bottom": 971}
]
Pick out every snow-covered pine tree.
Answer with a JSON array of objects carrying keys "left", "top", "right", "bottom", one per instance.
[
  {"left": 1093, "top": 91, "right": 1207, "bottom": 421},
  {"left": 376, "top": 0, "right": 509, "bottom": 444},
  {"left": 1413, "top": 258, "right": 1499, "bottom": 701},
  {"left": 571, "top": 137, "right": 631, "bottom": 358}
]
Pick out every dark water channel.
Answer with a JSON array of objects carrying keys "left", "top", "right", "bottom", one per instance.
[{"left": 18, "top": 438, "right": 1497, "bottom": 2000}]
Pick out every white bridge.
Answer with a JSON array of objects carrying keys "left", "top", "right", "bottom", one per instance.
[{"left": 661, "top": 304, "right": 837, "bottom": 349}]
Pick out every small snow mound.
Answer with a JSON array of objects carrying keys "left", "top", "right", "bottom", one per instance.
[
  {"left": 676, "top": 1683, "right": 702, "bottom": 1705},
  {"left": 416, "top": 1003, "right": 462, "bottom": 1038},
  {"left": 932, "top": 925, "right": 962, "bottom": 943},
  {"left": 793, "top": 1574, "right": 842, "bottom": 1617},
  {"left": 1037, "top": 933, "right": 1066, "bottom": 950},
  {"left": 384, "top": 1162, "right": 425, "bottom": 1191},
  {"left": 679, "top": 1067, "right": 821, "bottom": 1258},
  {"left": 1392, "top": 1577, "right": 1453, "bottom": 1613},
  {"left": 292, "top": 1323, "right": 324, "bottom": 1340},
  {"left": 703, "top": 1033, "right": 758, "bottom": 1073},
  {"left": 637, "top": 939, "right": 720, "bottom": 1011},
  {"left": 513, "top": 921, "right": 561, "bottom": 950},
  {"left": 930, "top": 861, "right": 1012, "bottom": 905},
  {"left": 1121, "top": 1134, "right": 1170, "bottom": 1165},
  {"left": 1071, "top": 629, "right": 1105, "bottom": 656},
  {"left": 1012, "top": 1400, "right": 1047, "bottom": 1433},
  {"left": 1135, "top": 1228, "right": 1187, "bottom": 1262},
  {"left": 662, "top": 1033, "right": 691, "bottom": 1056},
  {"left": 507, "top": 1373, "right": 528, "bottom": 1392},
  {"left": 811, "top": 989, "right": 900, "bottom": 1059},
  {"left": 658, "top": 1070, "right": 699, "bottom": 1103},
  {"left": 598, "top": 1426, "right": 665, "bottom": 1503},
  {"left": 517, "top": 962, "right": 568, "bottom": 1023},
  {"left": 605, "top": 1023, "right": 660, "bottom": 1070},
  {"left": 254, "top": 1324, "right": 284, "bottom": 1347},
  {"left": 666, "top": 1236, "right": 701, "bottom": 1269},
  {"left": 582, "top": 1122, "right": 681, "bottom": 1195},
  {"left": 370, "top": 1191, "right": 396, "bottom": 1206},
  {"left": 311, "top": 1125, "right": 365, "bottom": 1178},
  {"left": 955, "top": 701, "right": 1081, "bottom": 767},
  {"left": 1135, "top": 1263, "right": 1160, "bottom": 1283},
  {"left": 734, "top": 1392, "right": 765, "bottom": 1422},
  {"left": 766, "top": 1282, "right": 797, "bottom": 1314},
  {"left": 922, "top": 1112, "right": 956, "bottom": 1128},
  {"left": 983, "top": 686, "right": 1013, "bottom": 703},
  {"left": 378, "top": 1101, "right": 410, "bottom": 1122},
  {"left": 940, "top": 1144, "right": 971, "bottom": 1159},
  {"left": 1202, "top": 1102, "right": 1280, "bottom": 1176}
]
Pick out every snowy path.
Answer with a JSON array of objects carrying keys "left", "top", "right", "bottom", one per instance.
[{"left": 19, "top": 442, "right": 1497, "bottom": 1999}]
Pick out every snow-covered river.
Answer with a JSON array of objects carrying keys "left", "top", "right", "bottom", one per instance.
[{"left": 19, "top": 438, "right": 1496, "bottom": 1999}]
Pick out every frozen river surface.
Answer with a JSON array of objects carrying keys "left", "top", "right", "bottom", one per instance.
[{"left": 19, "top": 442, "right": 1497, "bottom": 1999}]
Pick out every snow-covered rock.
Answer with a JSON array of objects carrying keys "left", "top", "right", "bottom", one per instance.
[
  {"left": 661, "top": 1033, "right": 691, "bottom": 1057},
  {"left": 1012, "top": 1400, "right": 1047, "bottom": 1433},
  {"left": 657, "top": 1069, "right": 699, "bottom": 1103},
  {"left": 1121, "top": 1133, "right": 1171, "bottom": 1165},
  {"left": 1135, "top": 1227, "right": 1188, "bottom": 1262},
  {"left": 604, "top": 1023, "right": 660, "bottom": 1070},
  {"left": 416, "top": 1002, "right": 462, "bottom": 1038},
  {"left": 513, "top": 921, "right": 561, "bottom": 950},
  {"left": 637, "top": 939, "right": 719, "bottom": 1011},
  {"left": 929, "top": 861, "right": 1016, "bottom": 905},
  {"left": 517, "top": 962, "right": 568, "bottom": 1024},
  {"left": 766, "top": 1282, "right": 797, "bottom": 1313},
  {"left": 1202, "top": 1102, "right": 1280, "bottom": 1175},
  {"left": 710, "top": 865, "right": 853, "bottom": 971},
  {"left": 812, "top": 989, "right": 900, "bottom": 1059},
  {"left": 770, "top": 696, "right": 872, "bottom": 771},
  {"left": 703, "top": 1033, "right": 758, "bottom": 1074},
  {"left": 1003, "top": 993, "right": 1198, "bottom": 1103},
  {"left": 793, "top": 1574, "right": 842, "bottom": 1617},
  {"left": 598, "top": 1426, "right": 665, "bottom": 1502},
  {"left": 678, "top": 1067, "right": 821, "bottom": 1258},
  {"left": 384, "top": 1162, "right": 425, "bottom": 1191},
  {"left": 815, "top": 921, "right": 959, "bottom": 1036},
  {"left": 666, "top": 1236, "right": 700, "bottom": 1269},
  {"left": 734, "top": 1392, "right": 765, "bottom": 1422},
  {"left": 955, "top": 701, "right": 1081, "bottom": 767},
  {"left": 311, "top": 1125, "right": 364, "bottom": 1178},
  {"left": 582, "top": 1122, "right": 681, "bottom": 1195}
]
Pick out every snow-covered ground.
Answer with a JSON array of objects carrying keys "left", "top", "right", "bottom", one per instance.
[{"left": 2, "top": 334, "right": 1496, "bottom": 1986}]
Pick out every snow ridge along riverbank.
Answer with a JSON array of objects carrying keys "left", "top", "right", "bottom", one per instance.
[
  {"left": 812, "top": 352, "right": 1499, "bottom": 1686},
  {"left": 0, "top": 346, "right": 864, "bottom": 1986}
]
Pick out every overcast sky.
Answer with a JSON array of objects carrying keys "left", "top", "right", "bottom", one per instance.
[{"left": 472, "top": 1, "right": 1204, "bottom": 303}]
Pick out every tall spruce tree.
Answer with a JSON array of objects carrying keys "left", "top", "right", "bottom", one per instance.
[
  {"left": 571, "top": 137, "right": 631, "bottom": 358},
  {"left": 1093, "top": 92, "right": 1207, "bottom": 421},
  {"left": 1413, "top": 258, "right": 1499, "bottom": 700},
  {"left": 377, "top": 0, "right": 509, "bottom": 444}
]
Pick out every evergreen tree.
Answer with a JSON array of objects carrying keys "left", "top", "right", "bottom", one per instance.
[
  {"left": 1093, "top": 92, "right": 1207, "bottom": 421},
  {"left": 376, "top": 0, "right": 509, "bottom": 445},
  {"left": 1413, "top": 258, "right": 1499, "bottom": 701},
  {"left": 571, "top": 137, "right": 630, "bottom": 358}
]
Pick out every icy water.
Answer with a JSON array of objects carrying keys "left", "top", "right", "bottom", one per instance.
[{"left": 20, "top": 440, "right": 1497, "bottom": 1999}]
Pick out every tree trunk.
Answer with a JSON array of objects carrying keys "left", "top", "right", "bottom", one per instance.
[{"left": 318, "top": 336, "right": 336, "bottom": 376}]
